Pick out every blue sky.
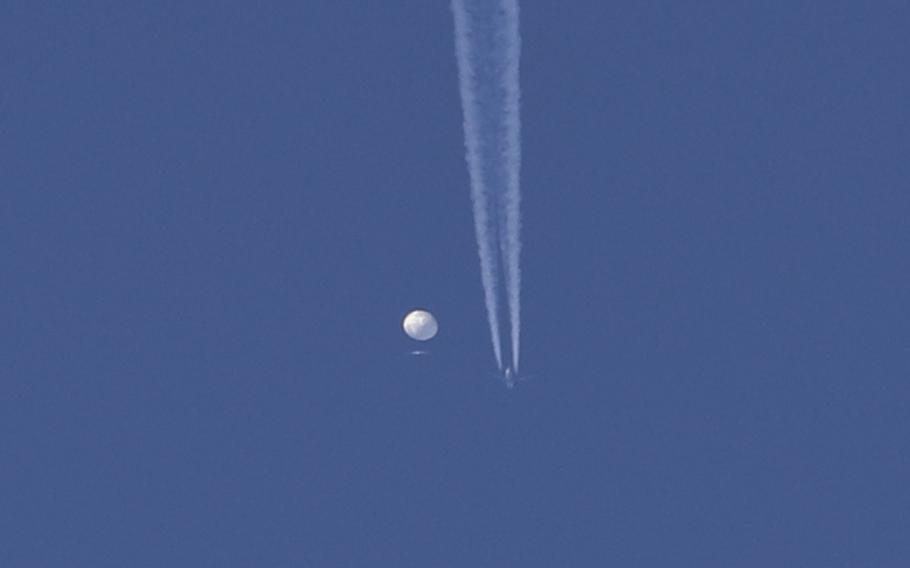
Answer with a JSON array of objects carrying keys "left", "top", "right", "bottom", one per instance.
[{"left": 3, "top": 2, "right": 908, "bottom": 566}]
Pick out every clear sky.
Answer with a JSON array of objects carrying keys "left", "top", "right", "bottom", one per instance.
[{"left": 3, "top": 2, "right": 908, "bottom": 566}]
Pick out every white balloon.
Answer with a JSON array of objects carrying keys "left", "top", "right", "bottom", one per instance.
[{"left": 402, "top": 309, "right": 438, "bottom": 341}]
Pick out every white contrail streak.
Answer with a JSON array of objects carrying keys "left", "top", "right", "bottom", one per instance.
[
  {"left": 500, "top": 0, "right": 522, "bottom": 373},
  {"left": 452, "top": 0, "right": 504, "bottom": 369},
  {"left": 452, "top": 0, "right": 522, "bottom": 373}
]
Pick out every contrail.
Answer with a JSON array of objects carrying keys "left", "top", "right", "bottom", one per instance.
[
  {"left": 452, "top": 0, "right": 522, "bottom": 373},
  {"left": 500, "top": 0, "right": 522, "bottom": 373}
]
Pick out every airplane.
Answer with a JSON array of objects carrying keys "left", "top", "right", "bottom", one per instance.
[{"left": 501, "top": 367, "right": 530, "bottom": 389}]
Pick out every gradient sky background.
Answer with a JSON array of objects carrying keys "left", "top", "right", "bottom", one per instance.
[{"left": 3, "top": 2, "right": 908, "bottom": 566}]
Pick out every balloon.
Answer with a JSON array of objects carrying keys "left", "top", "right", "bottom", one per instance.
[{"left": 402, "top": 310, "right": 438, "bottom": 341}]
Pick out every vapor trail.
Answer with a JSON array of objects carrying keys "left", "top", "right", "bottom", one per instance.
[
  {"left": 499, "top": 0, "right": 522, "bottom": 373},
  {"left": 452, "top": 0, "right": 522, "bottom": 372}
]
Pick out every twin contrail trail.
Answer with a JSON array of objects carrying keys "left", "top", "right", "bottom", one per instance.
[{"left": 452, "top": 0, "right": 522, "bottom": 373}]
